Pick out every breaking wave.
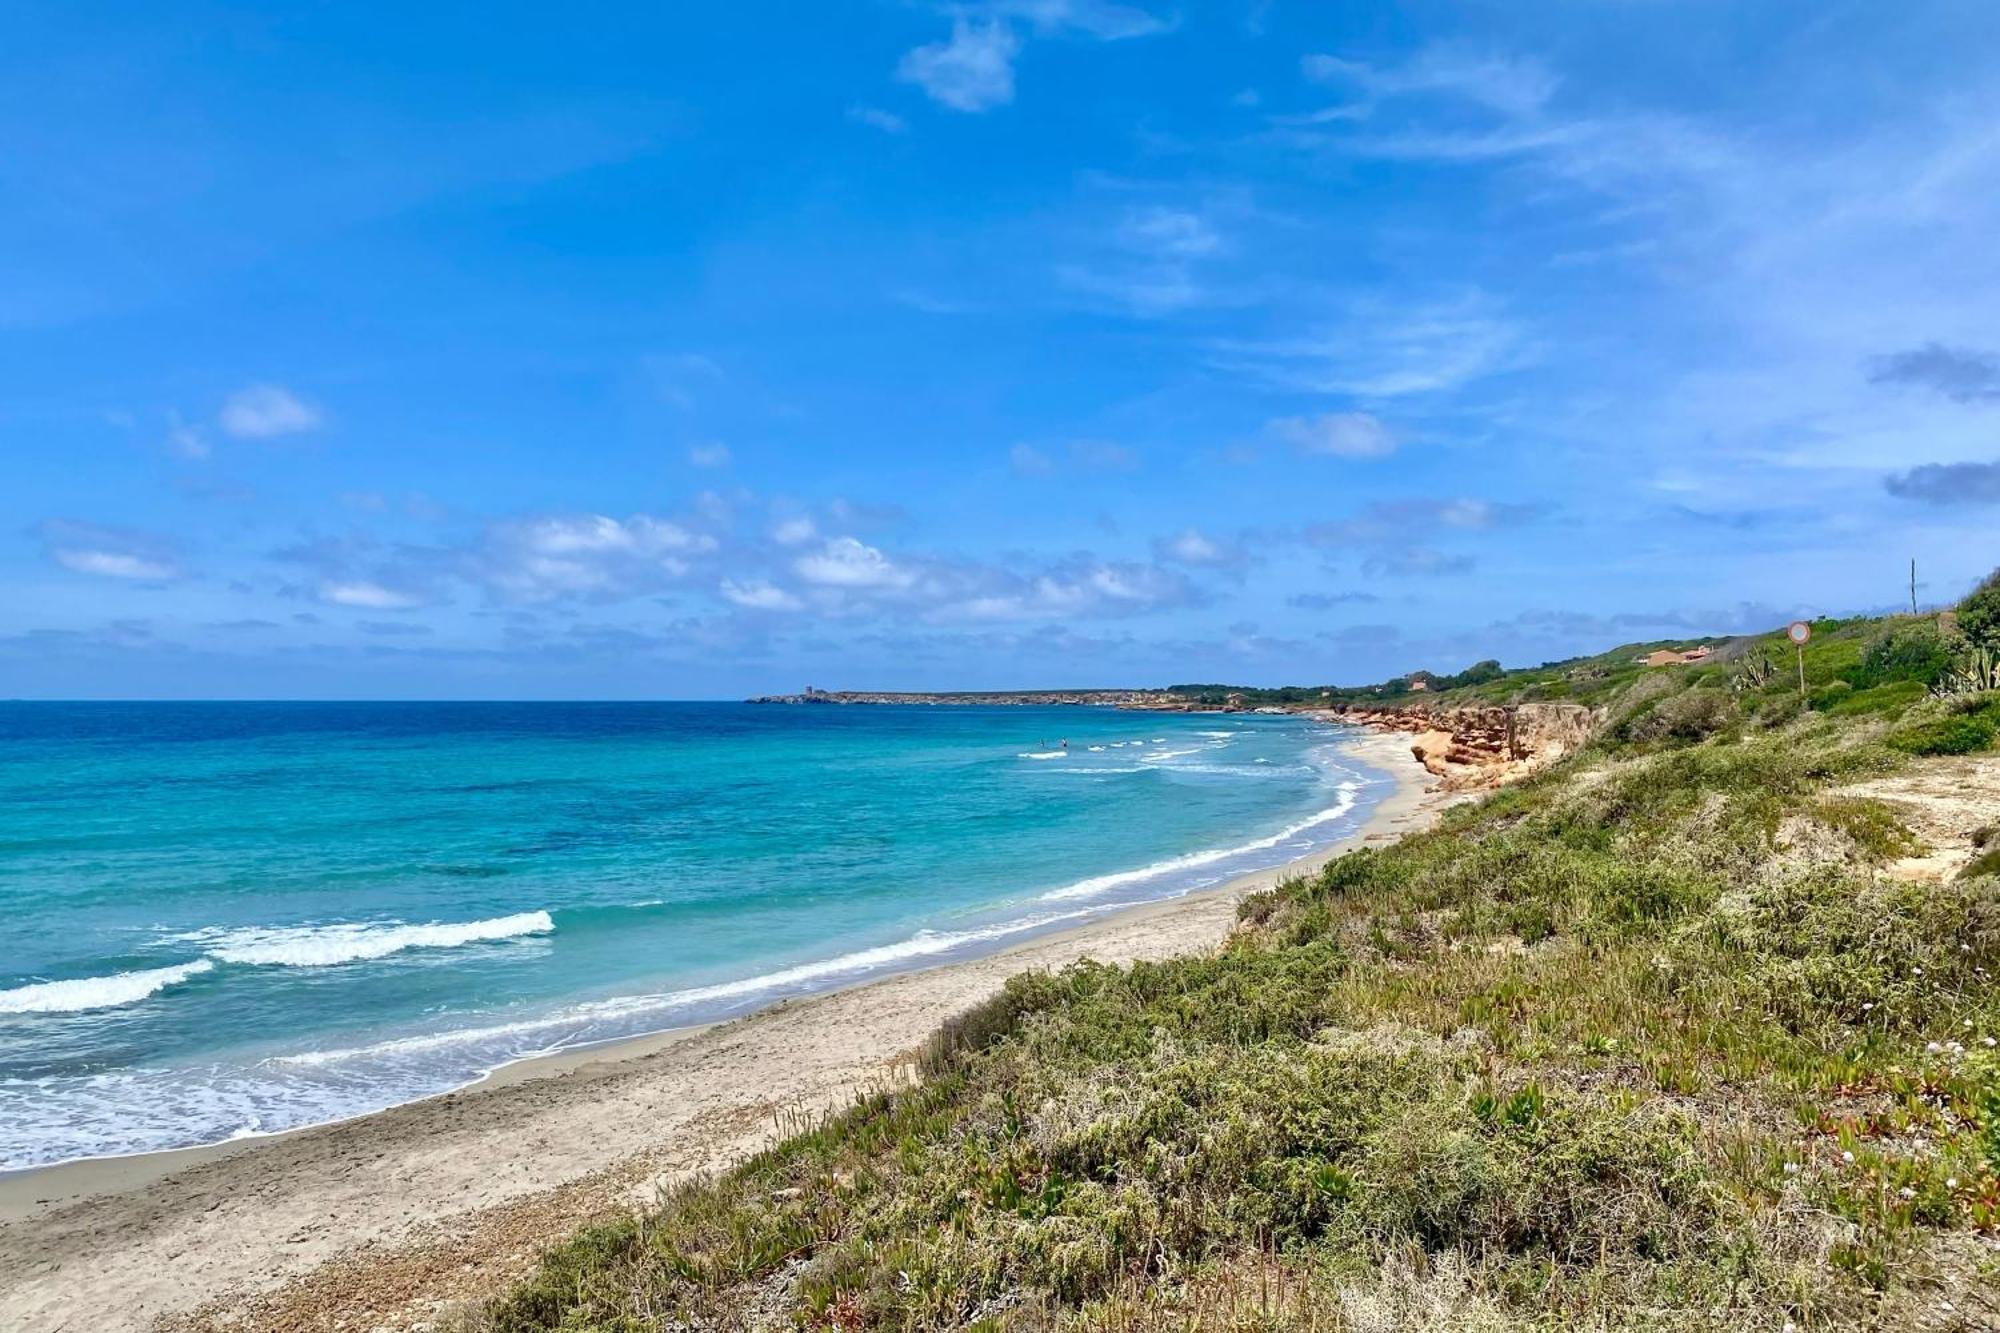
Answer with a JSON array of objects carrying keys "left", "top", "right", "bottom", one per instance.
[
  {"left": 0, "top": 960, "right": 216, "bottom": 1015},
  {"left": 176, "top": 911, "right": 556, "bottom": 969}
]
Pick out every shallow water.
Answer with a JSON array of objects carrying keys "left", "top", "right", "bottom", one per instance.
[{"left": 0, "top": 702, "right": 1385, "bottom": 1169}]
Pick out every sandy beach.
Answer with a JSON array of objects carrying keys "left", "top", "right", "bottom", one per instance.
[{"left": 0, "top": 727, "right": 1441, "bottom": 1333}]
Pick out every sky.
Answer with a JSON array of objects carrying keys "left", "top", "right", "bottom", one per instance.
[{"left": 4, "top": 1, "right": 1999, "bottom": 699}]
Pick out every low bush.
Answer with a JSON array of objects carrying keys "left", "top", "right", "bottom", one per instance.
[
  {"left": 1625, "top": 688, "right": 1734, "bottom": 745},
  {"left": 1888, "top": 712, "right": 1997, "bottom": 756}
]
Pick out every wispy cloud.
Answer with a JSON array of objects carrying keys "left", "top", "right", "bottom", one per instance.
[
  {"left": 1011, "top": 439, "right": 1139, "bottom": 476},
  {"left": 1288, "top": 591, "right": 1379, "bottom": 609},
  {"left": 1301, "top": 47, "right": 1559, "bottom": 119},
  {"left": 1213, "top": 293, "right": 1532, "bottom": 397},
  {"left": 898, "top": 20, "right": 1020, "bottom": 113},
  {"left": 1152, "top": 527, "right": 1251, "bottom": 576},
  {"left": 989, "top": 0, "right": 1171, "bottom": 40},
  {"left": 319, "top": 579, "right": 424, "bottom": 610},
  {"left": 896, "top": 1, "right": 1169, "bottom": 114},
  {"left": 1057, "top": 202, "right": 1236, "bottom": 315},
  {"left": 1306, "top": 497, "right": 1540, "bottom": 546},
  {"left": 1361, "top": 547, "right": 1474, "bottom": 578},
  {"left": 720, "top": 578, "right": 806, "bottom": 612},
  {"left": 1269, "top": 411, "right": 1397, "bottom": 458},
  {"left": 846, "top": 105, "right": 909, "bottom": 134},
  {"left": 38, "top": 520, "right": 181, "bottom": 581},
  {"left": 219, "top": 384, "right": 323, "bottom": 440}
]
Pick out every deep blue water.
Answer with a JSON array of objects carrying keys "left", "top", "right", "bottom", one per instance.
[{"left": 0, "top": 701, "right": 1384, "bottom": 1170}]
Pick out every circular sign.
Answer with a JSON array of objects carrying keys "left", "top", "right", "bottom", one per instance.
[{"left": 1787, "top": 621, "right": 1811, "bottom": 645}]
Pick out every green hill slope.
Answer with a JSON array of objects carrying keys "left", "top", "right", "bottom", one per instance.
[{"left": 476, "top": 581, "right": 2000, "bottom": 1331}]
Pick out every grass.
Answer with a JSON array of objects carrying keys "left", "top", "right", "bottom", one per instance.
[{"left": 474, "top": 610, "right": 2000, "bottom": 1331}]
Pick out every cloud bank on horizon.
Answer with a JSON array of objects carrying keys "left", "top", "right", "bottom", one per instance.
[{"left": 3, "top": 2, "right": 1996, "bottom": 698}]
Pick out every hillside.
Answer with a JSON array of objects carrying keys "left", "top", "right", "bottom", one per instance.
[{"left": 475, "top": 581, "right": 2000, "bottom": 1331}]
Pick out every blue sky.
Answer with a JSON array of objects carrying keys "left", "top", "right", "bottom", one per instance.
[{"left": 5, "top": 1, "right": 1998, "bottom": 698}]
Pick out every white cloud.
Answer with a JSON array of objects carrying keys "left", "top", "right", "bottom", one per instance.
[
  {"left": 898, "top": 20, "right": 1020, "bottom": 113},
  {"left": 688, "top": 442, "right": 732, "bottom": 468},
  {"left": 219, "top": 384, "right": 323, "bottom": 440},
  {"left": 475, "top": 514, "right": 720, "bottom": 602},
  {"left": 847, "top": 105, "right": 909, "bottom": 134},
  {"left": 38, "top": 521, "right": 180, "bottom": 581},
  {"left": 1153, "top": 527, "right": 1252, "bottom": 575},
  {"left": 1271, "top": 411, "right": 1398, "bottom": 458},
  {"left": 55, "top": 549, "right": 176, "bottom": 580},
  {"left": 941, "top": 559, "right": 1196, "bottom": 622},
  {"left": 794, "top": 537, "right": 917, "bottom": 589},
  {"left": 1166, "top": 529, "right": 1218, "bottom": 562},
  {"left": 320, "top": 580, "right": 423, "bottom": 610},
  {"left": 771, "top": 516, "right": 819, "bottom": 546},
  {"left": 720, "top": 578, "right": 805, "bottom": 612}
]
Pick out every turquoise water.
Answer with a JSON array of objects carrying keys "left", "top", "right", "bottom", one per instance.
[{"left": 0, "top": 702, "right": 1384, "bottom": 1170}]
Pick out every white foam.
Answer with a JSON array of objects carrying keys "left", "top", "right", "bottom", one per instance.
[
  {"left": 275, "top": 905, "right": 1107, "bottom": 1068},
  {"left": 1017, "top": 750, "right": 1068, "bottom": 760},
  {"left": 183, "top": 911, "right": 554, "bottom": 969},
  {"left": 1039, "top": 781, "right": 1363, "bottom": 903},
  {"left": 1140, "top": 745, "right": 1206, "bottom": 762},
  {"left": 0, "top": 960, "right": 215, "bottom": 1015},
  {"left": 1087, "top": 744, "right": 1106, "bottom": 751}
]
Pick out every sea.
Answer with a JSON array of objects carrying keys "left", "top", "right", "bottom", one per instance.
[{"left": 0, "top": 701, "right": 1387, "bottom": 1172}]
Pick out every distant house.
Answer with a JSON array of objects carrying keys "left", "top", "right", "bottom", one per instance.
[
  {"left": 1640, "top": 647, "right": 1714, "bottom": 668},
  {"left": 1407, "top": 677, "right": 1430, "bottom": 692}
]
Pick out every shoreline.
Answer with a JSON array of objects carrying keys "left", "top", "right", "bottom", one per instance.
[{"left": 0, "top": 726, "right": 1442, "bottom": 1333}]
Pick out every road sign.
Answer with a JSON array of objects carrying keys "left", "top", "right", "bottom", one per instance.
[
  {"left": 1788, "top": 622, "right": 1810, "bottom": 697},
  {"left": 1787, "top": 621, "right": 1811, "bottom": 645}
]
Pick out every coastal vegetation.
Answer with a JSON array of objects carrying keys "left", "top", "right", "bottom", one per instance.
[{"left": 477, "top": 583, "right": 2000, "bottom": 1330}]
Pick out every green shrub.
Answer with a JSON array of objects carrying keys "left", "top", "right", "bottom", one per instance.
[
  {"left": 1850, "top": 620, "right": 1954, "bottom": 689},
  {"left": 1887, "top": 713, "right": 1997, "bottom": 755},
  {"left": 1627, "top": 688, "right": 1734, "bottom": 744},
  {"left": 1959, "top": 568, "right": 2000, "bottom": 654}
]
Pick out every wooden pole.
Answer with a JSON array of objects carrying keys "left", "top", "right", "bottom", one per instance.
[
  {"left": 1910, "top": 558, "right": 1918, "bottom": 615},
  {"left": 1797, "top": 642, "right": 1806, "bottom": 700}
]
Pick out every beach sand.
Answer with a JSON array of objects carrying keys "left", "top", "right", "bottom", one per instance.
[{"left": 0, "top": 727, "right": 1442, "bottom": 1333}]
